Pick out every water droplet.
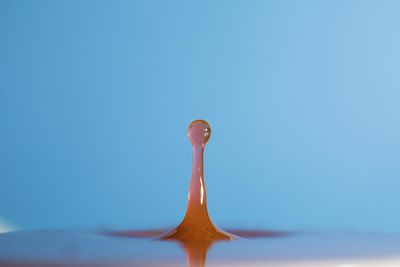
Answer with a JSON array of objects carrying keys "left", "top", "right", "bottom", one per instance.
[{"left": 187, "top": 120, "right": 211, "bottom": 146}]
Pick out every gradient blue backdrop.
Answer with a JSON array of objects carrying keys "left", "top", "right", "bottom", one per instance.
[{"left": 1, "top": 0, "right": 399, "bottom": 233}]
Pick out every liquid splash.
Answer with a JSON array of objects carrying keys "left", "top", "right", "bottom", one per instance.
[
  {"left": 157, "top": 120, "right": 233, "bottom": 266},
  {"left": 110, "top": 120, "right": 290, "bottom": 267},
  {"left": 158, "top": 120, "right": 235, "bottom": 243}
]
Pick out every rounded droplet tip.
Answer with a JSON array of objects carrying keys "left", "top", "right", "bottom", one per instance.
[{"left": 187, "top": 120, "right": 211, "bottom": 145}]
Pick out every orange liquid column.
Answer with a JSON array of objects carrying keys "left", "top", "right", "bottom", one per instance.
[{"left": 159, "top": 120, "right": 234, "bottom": 267}]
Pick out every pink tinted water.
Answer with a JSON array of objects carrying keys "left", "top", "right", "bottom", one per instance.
[{"left": 112, "top": 120, "right": 285, "bottom": 266}]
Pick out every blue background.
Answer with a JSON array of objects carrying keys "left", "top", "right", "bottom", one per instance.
[{"left": 1, "top": 0, "right": 400, "bottom": 233}]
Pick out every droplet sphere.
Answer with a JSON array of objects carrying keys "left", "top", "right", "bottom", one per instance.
[{"left": 187, "top": 120, "right": 211, "bottom": 145}]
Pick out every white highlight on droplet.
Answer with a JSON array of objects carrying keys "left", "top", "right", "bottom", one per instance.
[{"left": 200, "top": 177, "right": 204, "bottom": 205}]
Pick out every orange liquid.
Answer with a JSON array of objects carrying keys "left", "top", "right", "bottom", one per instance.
[
  {"left": 107, "top": 120, "right": 288, "bottom": 266},
  {"left": 157, "top": 120, "right": 234, "bottom": 266}
]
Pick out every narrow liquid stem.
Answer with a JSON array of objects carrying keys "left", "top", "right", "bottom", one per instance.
[{"left": 186, "top": 144, "right": 208, "bottom": 212}]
